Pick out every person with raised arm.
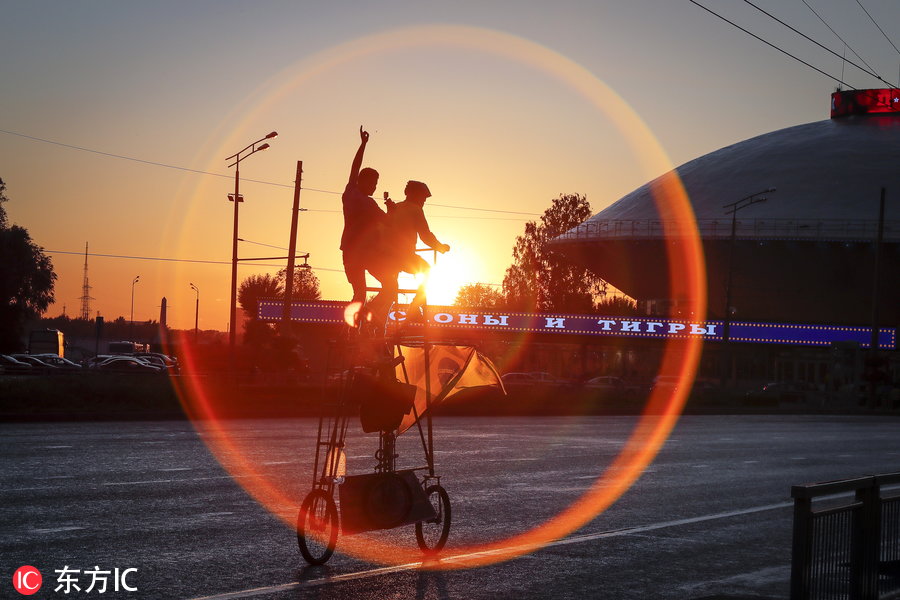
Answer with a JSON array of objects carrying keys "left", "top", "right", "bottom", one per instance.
[{"left": 340, "top": 127, "right": 388, "bottom": 308}]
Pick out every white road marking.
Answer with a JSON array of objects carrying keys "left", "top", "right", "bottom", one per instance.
[
  {"left": 30, "top": 526, "right": 87, "bottom": 534},
  {"left": 103, "top": 475, "right": 244, "bottom": 486},
  {"left": 185, "top": 501, "right": 793, "bottom": 600}
]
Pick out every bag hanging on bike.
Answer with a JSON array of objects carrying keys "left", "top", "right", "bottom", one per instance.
[{"left": 353, "top": 373, "right": 416, "bottom": 433}]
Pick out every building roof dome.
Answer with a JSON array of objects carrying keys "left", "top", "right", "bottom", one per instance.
[
  {"left": 553, "top": 90, "right": 900, "bottom": 325},
  {"left": 562, "top": 90, "right": 900, "bottom": 243}
]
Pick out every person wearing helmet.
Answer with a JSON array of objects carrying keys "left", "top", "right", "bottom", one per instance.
[{"left": 369, "top": 179, "right": 450, "bottom": 323}]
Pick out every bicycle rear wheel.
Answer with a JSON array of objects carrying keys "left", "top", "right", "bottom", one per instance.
[{"left": 415, "top": 484, "right": 451, "bottom": 554}]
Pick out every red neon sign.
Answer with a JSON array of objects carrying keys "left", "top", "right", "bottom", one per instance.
[{"left": 831, "top": 88, "right": 900, "bottom": 118}]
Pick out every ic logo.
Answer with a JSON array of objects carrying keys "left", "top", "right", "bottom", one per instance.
[{"left": 12, "top": 566, "right": 42, "bottom": 595}]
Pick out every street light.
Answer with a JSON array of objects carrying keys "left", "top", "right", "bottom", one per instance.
[
  {"left": 189, "top": 283, "right": 199, "bottom": 341},
  {"left": 226, "top": 131, "right": 277, "bottom": 351},
  {"left": 720, "top": 188, "right": 775, "bottom": 386},
  {"left": 130, "top": 275, "right": 140, "bottom": 339},
  {"left": 722, "top": 187, "right": 775, "bottom": 343}
]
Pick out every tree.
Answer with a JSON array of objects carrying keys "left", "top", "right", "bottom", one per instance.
[
  {"left": 238, "top": 273, "right": 283, "bottom": 317},
  {"left": 238, "top": 273, "right": 282, "bottom": 346},
  {"left": 276, "top": 267, "right": 321, "bottom": 301},
  {"left": 454, "top": 283, "right": 505, "bottom": 310},
  {"left": 502, "top": 193, "right": 606, "bottom": 313},
  {"left": 0, "top": 178, "right": 57, "bottom": 352}
]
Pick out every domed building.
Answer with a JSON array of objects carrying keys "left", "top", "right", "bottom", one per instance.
[{"left": 554, "top": 89, "right": 900, "bottom": 329}]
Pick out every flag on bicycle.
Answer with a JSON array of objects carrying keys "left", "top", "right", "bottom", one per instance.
[{"left": 393, "top": 345, "right": 505, "bottom": 434}]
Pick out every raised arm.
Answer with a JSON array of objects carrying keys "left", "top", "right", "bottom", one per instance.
[{"left": 347, "top": 126, "right": 369, "bottom": 186}]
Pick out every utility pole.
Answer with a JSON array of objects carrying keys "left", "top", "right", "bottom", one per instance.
[
  {"left": 721, "top": 187, "right": 775, "bottom": 386},
  {"left": 282, "top": 161, "right": 303, "bottom": 327}
]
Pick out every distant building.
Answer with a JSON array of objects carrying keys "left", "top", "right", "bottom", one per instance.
[{"left": 554, "top": 89, "right": 900, "bottom": 327}]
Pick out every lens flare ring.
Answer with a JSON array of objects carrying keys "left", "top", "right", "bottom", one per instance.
[{"left": 173, "top": 24, "right": 706, "bottom": 570}]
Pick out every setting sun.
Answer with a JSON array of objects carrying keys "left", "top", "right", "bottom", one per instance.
[{"left": 394, "top": 246, "right": 480, "bottom": 307}]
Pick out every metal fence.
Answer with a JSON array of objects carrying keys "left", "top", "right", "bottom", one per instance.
[
  {"left": 879, "top": 476, "right": 900, "bottom": 599},
  {"left": 791, "top": 473, "right": 900, "bottom": 600}
]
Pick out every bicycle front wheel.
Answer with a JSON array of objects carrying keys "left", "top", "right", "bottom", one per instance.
[{"left": 297, "top": 488, "right": 339, "bottom": 565}]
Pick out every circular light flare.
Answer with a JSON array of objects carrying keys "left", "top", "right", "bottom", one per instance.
[
  {"left": 176, "top": 24, "right": 706, "bottom": 570},
  {"left": 343, "top": 301, "right": 369, "bottom": 327}
]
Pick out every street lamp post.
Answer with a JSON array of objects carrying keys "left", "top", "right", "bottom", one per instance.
[
  {"left": 722, "top": 188, "right": 775, "bottom": 343},
  {"left": 226, "top": 131, "right": 277, "bottom": 351},
  {"left": 130, "top": 275, "right": 140, "bottom": 339},
  {"left": 721, "top": 188, "right": 775, "bottom": 385},
  {"left": 190, "top": 283, "right": 199, "bottom": 341}
]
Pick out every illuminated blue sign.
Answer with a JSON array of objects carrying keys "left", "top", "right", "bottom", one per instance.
[{"left": 257, "top": 299, "right": 897, "bottom": 349}]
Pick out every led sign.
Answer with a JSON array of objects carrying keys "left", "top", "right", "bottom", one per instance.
[{"left": 258, "top": 300, "right": 896, "bottom": 349}]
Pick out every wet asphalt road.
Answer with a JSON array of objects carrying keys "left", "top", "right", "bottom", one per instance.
[{"left": 2, "top": 415, "right": 898, "bottom": 600}]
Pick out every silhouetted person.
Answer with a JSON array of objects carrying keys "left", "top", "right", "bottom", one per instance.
[
  {"left": 370, "top": 180, "right": 450, "bottom": 322},
  {"left": 341, "top": 127, "right": 387, "bottom": 306}
]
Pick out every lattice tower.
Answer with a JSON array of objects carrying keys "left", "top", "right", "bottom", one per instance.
[{"left": 78, "top": 242, "right": 94, "bottom": 320}]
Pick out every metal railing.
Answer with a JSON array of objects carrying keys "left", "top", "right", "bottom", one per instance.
[
  {"left": 791, "top": 473, "right": 900, "bottom": 600},
  {"left": 554, "top": 219, "right": 900, "bottom": 243}
]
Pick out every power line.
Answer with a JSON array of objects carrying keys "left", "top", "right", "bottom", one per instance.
[
  {"left": 741, "top": 0, "right": 897, "bottom": 87},
  {"left": 45, "top": 249, "right": 344, "bottom": 273},
  {"left": 801, "top": 0, "right": 880, "bottom": 78},
  {"left": 0, "top": 128, "right": 288, "bottom": 188},
  {"left": 0, "top": 128, "right": 540, "bottom": 217},
  {"left": 300, "top": 206, "right": 530, "bottom": 221},
  {"left": 854, "top": 0, "right": 900, "bottom": 57},
  {"left": 688, "top": 0, "right": 855, "bottom": 89},
  {"left": 239, "top": 238, "right": 309, "bottom": 254}
]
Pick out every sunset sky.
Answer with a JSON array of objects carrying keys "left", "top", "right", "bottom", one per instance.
[{"left": 2, "top": 1, "right": 898, "bottom": 331}]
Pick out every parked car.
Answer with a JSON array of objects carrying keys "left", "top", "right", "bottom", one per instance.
[
  {"left": 500, "top": 372, "right": 537, "bottom": 386},
  {"left": 32, "top": 354, "right": 83, "bottom": 370},
  {"left": 84, "top": 355, "right": 114, "bottom": 368},
  {"left": 92, "top": 356, "right": 162, "bottom": 374},
  {"left": 584, "top": 375, "right": 625, "bottom": 389},
  {"left": 528, "top": 372, "right": 570, "bottom": 385},
  {"left": 0, "top": 354, "right": 34, "bottom": 374},
  {"left": 132, "top": 352, "right": 180, "bottom": 374},
  {"left": 583, "top": 375, "right": 627, "bottom": 394},
  {"left": 11, "top": 354, "right": 59, "bottom": 374}
]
